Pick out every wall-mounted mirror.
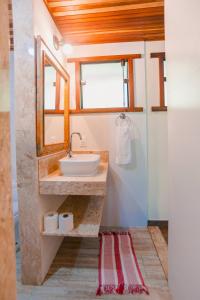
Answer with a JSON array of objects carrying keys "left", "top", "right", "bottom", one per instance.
[{"left": 36, "top": 36, "right": 70, "bottom": 156}]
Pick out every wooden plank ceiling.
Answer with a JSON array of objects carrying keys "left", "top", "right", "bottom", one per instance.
[{"left": 44, "top": 0, "right": 165, "bottom": 45}]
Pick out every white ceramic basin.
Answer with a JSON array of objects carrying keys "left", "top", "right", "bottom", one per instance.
[{"left": 59, "top": 154, "right": 100, "bottom": 177}]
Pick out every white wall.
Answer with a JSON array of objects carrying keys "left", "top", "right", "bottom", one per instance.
[
  {"left": 146, "top": 41, "right": 168, "bottom": 220},
  {"left": 69, "top": 42, "right": 148, "bottom": 227},
  {"left": 68, "top": 41, "right": 166, "bottom": 226},
  {"left": 166, "top": 0, "right": 200, "bottom": 299},
  {"left": 33, "top": 0, "right": 65, "bottom": 64},
  {"left": 33, "top": 0, "right": 66, "bottom": 146}
]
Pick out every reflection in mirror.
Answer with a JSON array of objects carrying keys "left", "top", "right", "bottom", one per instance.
[
  {"left": 36, "top": 36, "right": 70, "bottom": 156},
  {"left": 43, "top": 54, "right": 65, "bottom": 146},
  {"left": 44, "top": 61, "right": 57, "bottom": 110}
]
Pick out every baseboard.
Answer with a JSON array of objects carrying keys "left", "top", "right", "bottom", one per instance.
[{"left": 148, "top": 220, "right": 168, "bottom": 227}]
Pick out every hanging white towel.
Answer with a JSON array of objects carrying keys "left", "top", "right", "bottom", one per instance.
[{"left": 115, "top": 122, "right": 132, "bottom": 165}]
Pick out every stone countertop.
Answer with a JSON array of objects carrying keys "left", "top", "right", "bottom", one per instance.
[{"left": 39, "top": 162, "right": 108, "bottom": 196}]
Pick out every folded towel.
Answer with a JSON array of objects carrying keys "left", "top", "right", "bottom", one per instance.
[{"left": 115, "top": 122, "right": 132, "bottom": 165}]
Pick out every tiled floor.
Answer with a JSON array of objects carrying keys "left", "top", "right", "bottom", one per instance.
[{"left": 16, "top": 227, "right": 171, "bottom": 300}]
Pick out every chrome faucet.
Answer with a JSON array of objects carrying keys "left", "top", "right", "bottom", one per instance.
[{"left": 67, "top": 132, "right": 82, "bottom": 158}]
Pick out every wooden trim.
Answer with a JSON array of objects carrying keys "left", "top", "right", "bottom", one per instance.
[
  {"left": 70, "top": 107, "right": 143, "bottom": 114},
  {"left": 151, "top": 106, "right": 167, "bottom": 112},
  {"left": 128, "top": 58, "right": 134, "bottom": 111},
  {"left": 148, "top": 226, "right": 168, "bottom": 280},
  {"left": 47, "top": 0, "right": 163, "bottom": 8},
  {"left": 133, "top": 107, "right": 143, "bottom": 112},
  {"left": 55, "top": 72, "right": 61, "bottom": 110},
  {"left": 44, "top": 109, "right": 64, "bottom": 114},
  {"left": 148, "top": 220, "right": 168, "bottom": 227},
  {"left": 75, "top": 61, "right": 81, "bottom": 112},
  {"left": 0, "top": 117, "right": 17, "bottom": 299},
  {"left": 159, "top": 54, "right": 165, "bottom": 107},
  {"left": 150, "top": 52, "right": 167, "bottom": 111},
  {"left": 151, "top": 52, "right": 165, "bottom": 60},
  {"left": 43, "top": 51, "right": 69, "bottom": 82},
  {"left": 52, "top": 2, "right": 164, "bottom": 17},
  {"left": 64, "top": 66, "right": 70, "bottom": 150},
  {"left": 126, "top": 58, "right": 143, "bottom": 112},
  {"left": 70, "top": 54, "right": 143, "bottom": 114},
  {"left": 68, "top": 54, "right": 142, "bottom": 63}
]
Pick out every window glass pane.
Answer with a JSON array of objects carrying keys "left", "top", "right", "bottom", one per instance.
[
  {"left": 59, "top": 77, "right": 65, "bottom": 110},
  {"left": 44, "top": 66, "right": 56, "bottom": 110},
  {"left": 81, "top": 61, "right": 129, "bottom": 109}
]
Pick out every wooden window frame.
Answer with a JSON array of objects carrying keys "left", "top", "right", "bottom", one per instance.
[
  {"left": 150, "top": 52, "right": 167, "bottom": 112},
  {"left": 68, "top": 54, "right": 143, "bottom": 114}
]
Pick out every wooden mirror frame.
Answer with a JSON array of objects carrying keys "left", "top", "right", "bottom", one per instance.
[{"left": 36, "top": 36, "right": 70, "bottom": 156}]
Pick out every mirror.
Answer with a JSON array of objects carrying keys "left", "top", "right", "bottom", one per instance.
[{"left": 36, "top": 36, "right": 70, "bottom": 156}]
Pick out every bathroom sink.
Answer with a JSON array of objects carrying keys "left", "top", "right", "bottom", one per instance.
[{"left": 59, "top": 154, "right": 100, "bottom": 177}]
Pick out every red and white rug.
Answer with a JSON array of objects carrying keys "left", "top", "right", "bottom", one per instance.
[{"left": 96, "top": 232, "right": 149, "bottom": 296}]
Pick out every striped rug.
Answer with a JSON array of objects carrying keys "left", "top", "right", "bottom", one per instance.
[{"left": 96, "top": 232, "right": 149, "bottom": 296}]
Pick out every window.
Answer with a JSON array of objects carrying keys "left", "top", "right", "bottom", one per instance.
[
  {"left": 150, "top": 52, "right": 167, "bottom": 111},
  {"left": 68, "top": 55, "right": 143, "bottom": 113},
  {"left": 81, "top": 60, "right": 129, "bottom": 109}
]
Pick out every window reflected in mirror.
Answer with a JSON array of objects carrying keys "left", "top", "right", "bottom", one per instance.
[
  {"left": 43, "top": 54, "right": 66, "bottom": 146},
  {"left": 44, "top": 55, "right": 65, "bottom": 113},
  {"left": 44, "top": 63, "right": 56, "bottom": 110}
]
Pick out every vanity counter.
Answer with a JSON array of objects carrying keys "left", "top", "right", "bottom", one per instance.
[
  {"left": 39, "top": 161, "right": 108, "bottom": 196},
  {"left": 38, "top": 151, "right": 108, "bottom": 238}
]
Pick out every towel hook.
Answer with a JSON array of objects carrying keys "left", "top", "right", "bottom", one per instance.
[
  {"left": 115, "top": 113, "right": 131, "bottom": 126},
  {"left": 119, "top": 112, "right": 126, "bottom": 119}
]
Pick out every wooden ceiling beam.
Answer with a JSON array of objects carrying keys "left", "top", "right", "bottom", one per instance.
[
  {"left": 63, "top": 31, "right": 164, "bottom": 45},
  {"left": 63, "top": 32, "right": 164, "bottom": 40},
  {"left": 55, "top": 11, "right": 164, "bottom": 26},
  {"left": 51, "top": 2, "right": 164, "bottom": 17},
  {"left": 49, "top": 0, "right": 162, "bottom": 12},
  {"left": 68, "top": 53, "right": 142, "bottom": 63},
  {"left": 54, "top": 7, "right": 163, "bottom": 23},
  {"left": 59, "top": 22, "right": 164, "bottom": 34},
  {"left": 47, "top": 0, "right": 161, "bottom": 8},
  {"left": 63, "top": 34, "right": 164, "bottom": 45},
  {"left": 58, "top": 15, "right": 164, "bottom": 28},
  {"left": 63, "top": 27, "right": 164, "bottom": 37}
]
